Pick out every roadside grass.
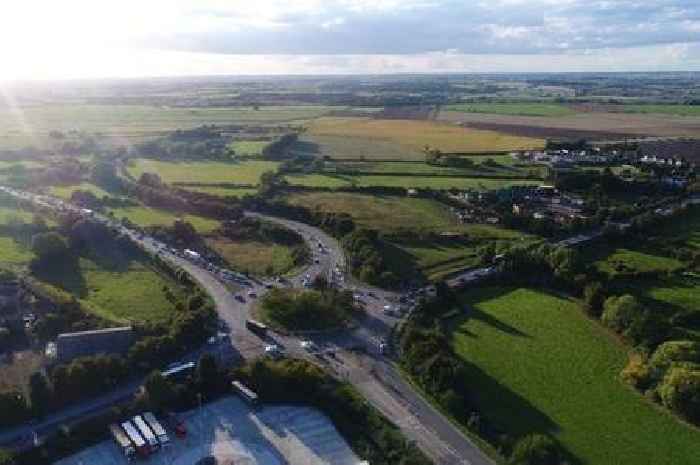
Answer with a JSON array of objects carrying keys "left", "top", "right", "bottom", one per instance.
[
  {"left": 127, "top": 159, "right": 280, "bottom": 186},
  {"left": 452, "top": 286, "right": 700, "bottom": 465},
  {"left": 108, "top": 206, "right": 220, "bottom": 233},
  {"left": 49, "top": 183, "right": 111, "bottom": 200},
  {"left": 285, "top": 192, "right": 468, "bottom": 234},
  {"left": 34, "top": 254, "right": 183, "bottom": 324},
  {"left": 305, "top": 117, "right": 544, "bottom": 158},
  {"left": 0, "top": 104, "right": 335, "bottom": 149},
  {"left": 445, "top": 103, "right": 576, "bottom": 117},
  {"left": 593, "top": 248, "right": 684, "bottom": 277},
  {"left": 229, "top": 140, "right": 270, "bottom": 156},
  {"left": 285, "top": 174, "right": 541, "bottom": 191},
  {"left": 205, "top": 237, "right": 297, "bottom": 276},
  {"left": 620, "top": 105, "right": 700, "bottom": 117}
]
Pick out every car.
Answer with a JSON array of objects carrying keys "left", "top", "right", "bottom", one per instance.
[
  {"left": 234, "top": 294, "right": 245, "bottom": 303},
  {"left": 300, "top": 340, "right": 317, "bottom": 352},
  {"left": 247, "top": 291, "right": 257, "bottom": 298},
  {"left": 265, "top": 344, "right": 283, "bottom": 359}
]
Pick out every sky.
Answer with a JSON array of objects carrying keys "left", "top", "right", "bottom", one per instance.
[{"left": 1, "top": 0, "right": 699, "bottom": 80}]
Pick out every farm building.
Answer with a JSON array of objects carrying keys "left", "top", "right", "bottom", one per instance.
[{"left": 54, "top": 326, "right": 135, "bottom": 362}]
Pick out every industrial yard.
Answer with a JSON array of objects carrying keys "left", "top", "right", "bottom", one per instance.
[{"left": 54, "top": 396, "right": 361, "bottom": 465}]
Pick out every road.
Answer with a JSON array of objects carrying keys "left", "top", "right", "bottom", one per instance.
[{"left": 0, "top": 186, "right": 494, "bottom": 465}]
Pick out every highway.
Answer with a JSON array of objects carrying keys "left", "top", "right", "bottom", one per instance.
[{"left": 0, "top": 186, "right": 494, "bottom": 465}]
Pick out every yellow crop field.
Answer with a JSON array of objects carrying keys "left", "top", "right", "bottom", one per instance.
[{"left": 306, "top": 117, "right": 543, "bottom": 156}]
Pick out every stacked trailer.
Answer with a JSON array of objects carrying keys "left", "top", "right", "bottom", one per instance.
[
  {"left": 143, "top": 412, "right": 170, "bottom": 447},
  {"left": 109, "top": 423, "right": 135, "bottom": 460},
  {"left": 133, "top": 415, "right": 159, "bottom": 453},
  {"left": 121, "top": 421, "right": 149, "bottom": 458}
]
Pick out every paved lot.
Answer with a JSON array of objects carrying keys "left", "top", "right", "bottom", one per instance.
[{"left": 55, "top": 397, "right": 361, "bottom": 465}]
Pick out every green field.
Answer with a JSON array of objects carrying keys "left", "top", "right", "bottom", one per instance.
[
  {"left": 453, "top": 287, "right": 700, "bottom": 465},
  {"left": 0, "top": 104, "right": 335, "bottom": 149},
  {"left": 285, "top": 173, "right": 540, "bottom": 191},
  {"left": 108, "top": 206, "right": 220, "bottom": 233},
  {"left": 328, "top": 157, "right": 523, "bottom": 174},
  {"left": 656, "top": 206, "right": 700, "bottom": 250},
  {"left": 49, "top": 183, "right": 111, "bottom": 200},
  {"left": 286, "top": 192, "right": 468, "bottom": 234},
  {"left": 178, "top": 186, "right": 259, "bottom": 197},
  {"left": 229, "top": 140, "right": 269, "bottom": 156},
  {"left": 36, "top": 255, "right": 183, "bottom": 324},
  {"left": 127, "top": 159, "right": 279, "bottom": 186},
  {"left": 0, "top": 236, "right": 34, "bottom": 264},
  {"left": 445, "top": 103, "right": 576, "bottom": 117},
  {"left": 0, "top": 206, "right": 35, "bottom": 225},
  {"left": 620, "top": 105, "right": 700, "bottom": 117},
  {"left": 594, "top": 248, "right": 684, "bottom": 277},
  {"left": 206, "top": 238, "right": 297, "bottom": 276}
]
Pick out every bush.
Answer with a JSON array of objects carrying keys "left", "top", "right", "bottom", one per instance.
[
  {"left": 583, "top": 282, "right": 605, "bottom": 316},
  {"left": 510, "top": 434, "right": 561, "bottom": 465},
  {"left": 261, "top": 288, "right": 356, "bottom": 331},
  {"left": 657, "top": 367, "right": 700, "bottom": 423},
  {"left": 601, "top": 294, "right": 642, "bottom": 334}
]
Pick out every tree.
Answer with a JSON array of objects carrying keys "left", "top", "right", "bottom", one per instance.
[
  {"left": 28, "top": 372, "right": 52, "bottom": 417},
  {"left": 0, "top": 391, "right": 29, "bottom": 428},
  {"left": 510, "top": 434, "right": 560, "bottom": 465},
  {"left": 658, "top": 367, "right": 700, "bottom": 422},
  {"left": 583, "top": 282, "right": 606, "bottom": 316},
  {"left": 0, "top": 449, "right": 15, "bottom": 465},
  {"left": 31, "top": 232, "right": 68, "bottom": 262},
  {"left": 0, "top": 327, "right": 10, "bottom": 351},
  {"left": 601, "top": 294, "right": 642, "bottom": 333},
  {"left": 196, "top": 354, "right": 220, "bottom": 397},
  {"left": 144, "top": 371, "right": 177, "bottom": 411}
]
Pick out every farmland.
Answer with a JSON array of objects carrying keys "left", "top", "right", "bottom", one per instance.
[
  {"left": 593, "top": 248, "right": 684, "bottom": 277},
  {"left": 453, "top": 287, "right": 700, "bottom": 465},
  {"left": 35, "top": 254, "right": 183, "bottom": 324},
  {"left": 303, "top": 117, "right": 544, "bottom": 159},
  {"left": 108, "top": 206, "right": 220, "bottom": 233},
  {"left": 285, "top": 173, "right": 540, "bottom": 191},
  {"left": 285, "top": 192, "right": 469, "bottom": 234},
  {"left": 178, "top": 185, "right": 258, "bottom": 197},
  {"left": 205, "top": 238, "right": 298, "bottom": 276},
  {"left": 0, "top": 236, "right": 34, "bottom": 265},
  {"left": 229, "top": 140, "right": 270, "bottom": 156},
  {"left": 445, "top": 103, "right": 576, "bottom": 117},
  {"left": 127, "top": 159, "right": 279, "bottom": 186},
  {"left": 0, "top": 104, "right": 335, "bottom": 149},
  {"left": 619, "top": 105, "right": 700, "bottom": 117},
  {"left": 49, "top": 183, "right": 111, "bottom": 200}
]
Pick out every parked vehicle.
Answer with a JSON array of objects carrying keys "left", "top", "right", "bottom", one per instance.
[
  {"left": 109, "top": 423, "right": 135, "bottom": 460},
  {"left": 143, "top": 412, "right": 170, "bottom": 447},
  {"left": 133, "top": 415, "right": 159, "bottom": 452},
  {"left": 232, "top": 380, "right": 259, "bottom": 407},
  {"left": 121, "top": 421, "right": 149, "bottom": 458}
]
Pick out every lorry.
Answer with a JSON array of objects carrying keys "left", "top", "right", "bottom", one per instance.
[
  {"left": 121, "top": 421, "right": 149, "bottom": 458},
  {"left": 143, "top": 412, "right": 170, "bottom": 447},
  {"left": 133, "top": 415, "right": 159, "bottom": 453},
  {"left": 109, "top": 423, "right": 135, "bottom": 460},
  {"left": 232, "top": 380, "right": 259, "bottom": 407},
  {"left": 245, "top": 319, "right": 268, "bottom": 337}
]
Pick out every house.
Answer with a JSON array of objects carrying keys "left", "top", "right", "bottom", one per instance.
[{"left": 54, "top": 326, "right": 135, "bottom": 362}]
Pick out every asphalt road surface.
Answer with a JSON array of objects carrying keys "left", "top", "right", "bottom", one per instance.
[{"left": 0, "top": 186, "right": 494, "bottom": 465}]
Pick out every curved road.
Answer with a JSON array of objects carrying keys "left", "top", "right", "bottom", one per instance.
[{"left": 0, "top": 186, "right": 494, "bottom": 465}]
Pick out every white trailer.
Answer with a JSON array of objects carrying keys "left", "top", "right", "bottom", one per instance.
[
  {"left": 133, "top": 415, "right": 159, "bottom": 452},
  {"left": 143, "top": 412, "right": 170, "bottom": 447},
  {"left": 109, "top": 423, "right": 135, "bottom": 460},
  {"left": 232, "top": 380, "right": 259, "bottom": 406},
  {"left": 184, "top": 249, "right": 201, "bottom": 260},
  {"left": 121, "top": 421, "right": 148, "bottom": 457}
]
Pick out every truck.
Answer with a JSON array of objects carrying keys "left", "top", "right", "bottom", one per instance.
[
  {"left": 133, "top": 415, "right": 159, "bottom": 453},
  {"left": 121, "top": 421, "right": 149, "bottom": 458},
  {"left": 161, "top": 361, "right": 195, "bottom": 381},
  {"left": 245, "top": 319, "right": 268, "bottom": 337},
  {"left": 143, "top": 412, "right": 170, "bottom": 447},
  {"left": 184, "top": 249, "right": 201, "bottom": 261},
  {"left": 232, "top": 380, "right": 259, "bottom": 407},
  {"left": 109, "top": 423, "right": 135, "bottom": 460}
]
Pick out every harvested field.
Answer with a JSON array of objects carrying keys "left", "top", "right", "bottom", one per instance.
[
  {"left": 304, "top": 117, "right": 543, "bottom": 159},
  {"left": 374, "top": 105, "right": 438, "bottom": 120},
  {"left": 637, "top": 138, "right": 700, "bottom": 163},
  {"left": 445, "top": 103, "right": 576, "bottom": 117},
  {"left": 439, "top": 110, "right": 700, "bottom": 139}
]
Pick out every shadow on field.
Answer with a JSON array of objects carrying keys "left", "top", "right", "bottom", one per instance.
[
  {"left": 32, "top": 255, "right": 88, "bottom": 298},
  {"left": 455, "top": 305, "right": 529, "bottom": 338}
]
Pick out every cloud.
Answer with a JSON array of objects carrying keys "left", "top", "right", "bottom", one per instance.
[{"left": 134, "top": 0, "right": 700, "bottom": 56}]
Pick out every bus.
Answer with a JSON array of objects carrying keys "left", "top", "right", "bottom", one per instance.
[
  {"left": 121, "top": 421, "right": 149, "bottom": 458},
  {"left": 133, "top": 415, "right": 159, "bottom": 453},
  {"left": 232, "top": 380, "right": 259, "bottom": 407},
  {"left": 109, "top": 423, "right": 135, "bottom": 460},
  {"left": 143, "top": 412, "right": 170, "bottom": 447},
  {"left": 245, "top": 319, "right": 268, "bottom": 337}
]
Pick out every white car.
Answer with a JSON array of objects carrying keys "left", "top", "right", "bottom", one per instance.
[
  {"left": 265, "top": 344, "right": 283, "bottom": 359},
  {"left": 300, "top": 340, "right": 317, "bottom": 352}
]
